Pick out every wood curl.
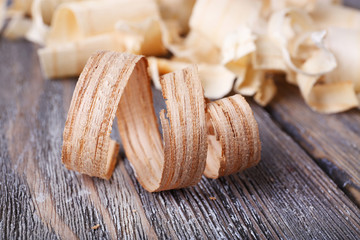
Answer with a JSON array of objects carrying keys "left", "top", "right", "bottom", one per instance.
[{"left": 62, "top": 51, "right": 261, "bottom": 192}]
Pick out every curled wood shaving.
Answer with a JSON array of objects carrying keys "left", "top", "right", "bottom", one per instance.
[
  {"left": 254, "top": 74, "right": 278, "bottom": 106},
  {"left": 47, "top": 0, "right": 159, "bottom": 45},
  {"left": 5, "top": 0, "right": 49, "bottom": 45},
  {"left": 157, "top": 0, "right": 195, "bottom": 35},
  {"left": 114, "top": 17, "right": 167, "bottom": 56},
  {"left": 147, "top": 57, "right": 235, "bottom": 99},
  {"left": 62, "top": 51, "right": 261, "bottom": 192},
  {"left": 40, "top": 0, "right": 93, "bottom": 26},
  {"left": 189, "top": 0, "right": 261, "bottom": 48},
  {"left": 296, "top": 27, "right": 360, "bottom": 113},
  {"left": 7, "top": 0, "right": 33, "bottom": 16},
  {"left": 3, "top": 13, "right": 32, "bottom": 39},
  {"left": 205, "top": 95, "right": 261, "bottom": 178},
  {"left": 25, "top": 0, "right": 49, "bottom": 45},
  {"left": 234, "top": 65, "right": 264, "bottom": 97},
  {"left": 264, "top": 0, "right": 317, "bottom": 14},
  {"left": 91, "top": 224, "right": 100, "bottom": 230},
  {"left": 37, "top": 0, "right": 166, "bottom": 78},
  {"left": 311, "top": 4, "right": 360, "bottom": 30},
  {"left": 252, "top": 35, "right": 286, "bottom": 71},
  {"left": 268, "top": 8, "right": 337, "bottom": 76},
  {"left": 168, "top": 31, "right": 221, "bottom": 65},
  {"left": 38, "top": 33, "right": 134, "bottom": 78},
  {"left": 221, "top": 26, "right": 256, "bottom": 65}
]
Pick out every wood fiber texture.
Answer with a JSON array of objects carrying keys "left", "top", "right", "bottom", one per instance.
[{"left": 266, "top": 80, "right": 360, "bottom": 206}]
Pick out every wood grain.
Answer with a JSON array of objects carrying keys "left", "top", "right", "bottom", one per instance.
[
  {"left": 1, "top": 39, "right": 360, "bottom": 239},
  {"left": 266, "top": 79, "right": 360, "bottom": 206}
]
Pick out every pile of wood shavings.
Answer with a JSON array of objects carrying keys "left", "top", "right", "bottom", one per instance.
[{"left": 1, "top": 0, "right": 360, "bottom": 113}]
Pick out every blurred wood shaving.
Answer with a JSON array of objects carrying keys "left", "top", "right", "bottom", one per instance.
[{"left": 2, "top": 0, "right": 360, "bottom": 113}]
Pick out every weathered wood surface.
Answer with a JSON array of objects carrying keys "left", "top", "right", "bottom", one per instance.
[
  {"left": 1, "top": 38, "right": 360, "bottom": 239},
  {"left": 266, "top": 80, "right": 360, "bottom": 206},
  {"left": 344, "top": 0, "right": 360, "bottom": 8}
]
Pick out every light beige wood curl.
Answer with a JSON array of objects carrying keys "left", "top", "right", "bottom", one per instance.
[{"left": 62, "top": 51, "right": 261, "bottom": 192}]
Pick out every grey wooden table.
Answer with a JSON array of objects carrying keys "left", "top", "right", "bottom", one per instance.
[{"left": 1, "top": 2, "right": 360, "bottom": 239}]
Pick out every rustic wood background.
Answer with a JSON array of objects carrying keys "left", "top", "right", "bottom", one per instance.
[{"left": 1, "top": 1, "right": 360, "bottom": 239}]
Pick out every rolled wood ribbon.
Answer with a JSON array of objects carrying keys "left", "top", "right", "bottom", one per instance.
[{"left": 62, "top": 51, "right": 261, "bottom": 192}]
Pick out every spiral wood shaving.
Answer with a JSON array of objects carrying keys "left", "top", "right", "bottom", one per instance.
[{"left": 62, "top": 51, "right": 261, "bottom": 192}]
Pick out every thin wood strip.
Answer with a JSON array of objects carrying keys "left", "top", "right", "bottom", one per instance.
[
  {"left": 62, "top": 51, "right": 260, "bottom": 192},
  {"left": 204, "top": 95, "right": 261, "bottom": 178}
]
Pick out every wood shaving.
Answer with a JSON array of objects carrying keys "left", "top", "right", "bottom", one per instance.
[
  {"left": 3, "top": 13, "right": 32, "bottom": 39},
  {"left": 296, "top": 27, "right": 360, "bottom": 113},
  {"left": 209, "top": 197, "right": 216, "bottom": 200},
  {"left": 157, "top": 0, "right": 195, "bottom": 35},
  {"left": 7, "top": 0, "right": 33, "bottom": 16},
  {"left": 62, "top": 51, "right": 261, "bottom": 191},
  {"left": 2, "top": 0, "right": 360, "bottom": 113},
  {"left": 91, "top": 224, "right": 100, "bottom": 230},
  {"left": 147, "top": 58, "right": 235, "bottom": 99},
  {"left": 5, "top": 0, "right": 48, "bottom": 45},
  {"left": 38, "top": 33, "right": 138, "bottom": 78},
  {"left": 25, "top": 0, "right": 49, "bottom": 45},
  {"left": 189, "top": 0, "right": 262, "bottom": 48},
  {"left": 47, "top": 0, "right": 160, "bottom": 45},
  {"left": 311, "top": 4, "right": 360, "bottom": 29}
]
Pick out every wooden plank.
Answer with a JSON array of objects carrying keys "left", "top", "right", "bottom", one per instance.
[
  {"left": 1, "top": 39, "right": 360, "bottom": 239},
  {"left": 0, "top": 39, "right": 156, "bottom": 240},
  {"left": 266, "top": 80, "right": 360, "bottom": 206},
  {"left": 344, "top": 0, "right": 360, "bottom": 8}
]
